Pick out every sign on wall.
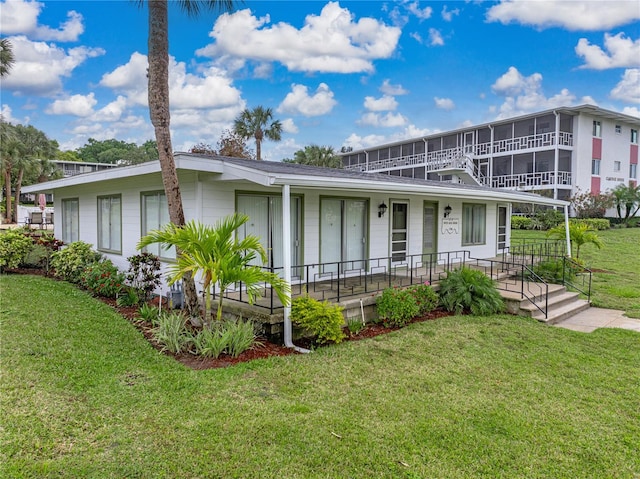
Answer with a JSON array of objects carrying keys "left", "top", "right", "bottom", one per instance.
[{"left": 442, "top": 217, "right": 459, "bottom": 235}]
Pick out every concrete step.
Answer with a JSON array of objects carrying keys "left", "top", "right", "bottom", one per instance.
[
  {"left": 519, "top": 290, "right": 582, "bottom": 314},
  {"left": 530, "top": 298, "right": 591, "bottom": 325}
]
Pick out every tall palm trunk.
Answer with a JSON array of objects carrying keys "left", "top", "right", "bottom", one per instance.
[
  {"left": 147, "top": 0, "right": 199, "bottom": 317},
  {"left": 13, "top": 167, "right": 24, "bottom": 223},
  {"left": 3, "top": 168, "right": 12, "bottom": 223}
]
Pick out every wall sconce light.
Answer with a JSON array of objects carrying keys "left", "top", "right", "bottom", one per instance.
[
  {"left": 444, "top": 204, "right": 452, "bottom": 218},
  {"left": 378, "top": 202, "right": 388, "bottom": 218}
]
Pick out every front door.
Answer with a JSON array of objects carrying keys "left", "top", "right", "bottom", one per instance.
[
  {"left": 497, "top": 205, "right": 508, "bottom": 253},
  {"left": 391, "top": 201, "right": 408, "bottom": 263},
  {"left": 423, "top": 202, "right": 437, "bottom": 259}
]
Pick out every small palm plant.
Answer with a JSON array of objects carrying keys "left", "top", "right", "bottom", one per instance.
[
  {"left": 138, "top": 213, "right": 290, "bottom": 325},
  {"left": 438, "top": 267, "right": 504, "bottom": 316},
  {"left": 547, "top": 222, "right": 603, "bottom": 259}
]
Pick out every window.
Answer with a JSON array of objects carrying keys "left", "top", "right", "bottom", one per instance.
[
  {"left": 632, "top": 129, "right": 638, "bottom": 144},
  {"left": 615, "top": 125, "right": 622, "bottom": 134},
  {"left": 320, "top": 197, "right": 368, "bottom": 273},
  {"left": 631, "top": 164, "right": 638, "bottom": 179},
  {"left": 614, "top": 161, "right": 621, "bottom": 172},
  {"left": 592, "top": 121, "right": 601, "bottom": 137},
  {"left": 141, "top": 191, "right": 175, "bottom": 260},
  {"left": 591, "top": 159, "right": 601, "bottom": 175},
  {"left": 462, "top": 203, "right": 486, "bottom": 246},
  {"left": 61, "top": 198, "right": 79, "bottom": 243},
  {"left": 97, "top": 195, "right": 121, "bottom": 253}
]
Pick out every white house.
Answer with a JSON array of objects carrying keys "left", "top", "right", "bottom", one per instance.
[{"left": 340, "top": 105, "right": 639, "bottom": 213}]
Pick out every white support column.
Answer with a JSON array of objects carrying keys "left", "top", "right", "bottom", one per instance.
[
  {"left": 564, "top": 204, "right": 572, "bottom": 257},
  {"left": 554, "top": 111, "right": 560, "bottom": 201}
]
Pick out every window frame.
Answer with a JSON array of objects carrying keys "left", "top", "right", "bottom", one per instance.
[
  {"left": 615, "top": 124, "right": 622, "bottom": 135},
  {"left": 592, "top": 121, "right": 601, "bottom": 138},
  {"left": 140, "top": 191, "right": 175, "bottom": 261},
  {"left": 61, "top": 197, "right": 79, "bottom": 243},
  {"left": 462, "top": 203, "right": 486, "bottom": 246},
  {"left": 97, "top": 194, "right": 122, "bottom": 254},
  {"left": 614, "top": 161, "right": 621, "bottom": 172},
  {"left": 632, "top": 129, "right": 638, "bottom": 144},
  {"left": 631, "top": 163, "right": 638, "bottom": 180},
  {"left": 591, "top": 159, "right": 601, "bottom": 176}
]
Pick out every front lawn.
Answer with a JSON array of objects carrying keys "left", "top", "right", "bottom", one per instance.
[
  {"left": 511, "top": 227, "right": 640, "bottom": 317},
  {"left": 2, "top": 274, "right": 639, "bottom": 478}
]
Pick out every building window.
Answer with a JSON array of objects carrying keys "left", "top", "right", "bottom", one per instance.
[
  {"left": 141, "top": 191, "right": 175, "bottom": 260},
  {"left": 615, "top": 125, "right": 622, "bottom": 134},
  {"left": 61, "top": 198, "right": 79, "bottom": 243},
  {"left": 592, "top": 159, "right": 601, "bottom": 175},
  {"left": 97, "top": 195, "right": 121, "bottom": 253},
  {"left": 462, "top": 203, "right": 486, "bottom": 246},
  {"left": 320, "top": 197, "right": 368, "bottom": 273},
  {"left": 614, "top": 161, "right": 621, "bottom": 172},
  {"left": 631, "top": 164, "right": 638, "bottom": 179},
  {"left": 593, "top": 121, "right": 601, "bottom": 138},
  {"left": 632, "top": 129, "right": 638, "bottom": 144}
]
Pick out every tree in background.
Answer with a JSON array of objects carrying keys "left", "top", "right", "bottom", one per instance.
[
  {"left": 75, "top": 138, "right": 158, "bottom": 165},
  {"left": 284, "top": 145, "right": 343, "bottom": 168},
  {"left": 233, "top": 106, "right": 282, "bottom": 161},
  {"left": 189, "top": 143, "right": 216, "bottom": 155},
  {"left": 611, "top": 183, "right": 640, "bottom": 226},
  {"left": 0, "top": 38, "right": 15, "bottom": 77},
  {"left": 570, "top": 188, "right": 613, "bottom": 218},
  {"left": 547, "top": 223, "right": 603, "bottom": 259},
  {"left": 217, "top": 129, "right": 254, "bottom": 159},
  {"left": 56, "top": 150, "right": 82, "bottom": 162},
  {"left": 138, "top": 0, "right": 235, "bottom": 318}
]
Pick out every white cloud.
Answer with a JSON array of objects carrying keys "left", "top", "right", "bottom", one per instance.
[
  {"left": 434, "top": 97, "right": 455, "bottom": 110},
  {"left": 576, "top": 33, "right": 640, "bottom": 70},
  {"left": 610, "top": 69, "right": 640, "bottom": 103},
  {"left": 410, "top": 32, "right": 423, "bottom": 44},
  {"left": 46, "top": 93, "right": 97, "bottom": 117},
  {"left": 380, "top": 79, "right": 408, "bottom": 96},
  {"left": 1, "top": 104, "right": 18, "bottom": 123},
  {"left": 405, "top": 1, "right": 432, "bottom": 21},
  {"left": 196, "top": 3, "right": 401, "bottom": 74},
  {"left": 491, "top": 66, "right": 580, "bottom": 118},
  {"left": 358, "top": 111, "right": 407, "bottom": 127},
  {"left": 364, "top": 95, "right": 398, "bottom": 112},
  {"left": 0, "top": 0, "right": 84, "bottom": 41},
  {"left": 277, "top": 83, "right": 337, "bottom": 117},
  {"left": 280, "top": 118, "right": 298, "bottom": 134},
  {"left": 622, "top": 106, "right": 640, "bottom": 118},
  {"left": 486, "top": 0, "right": 640, "bottom": 31},
  {"left": 0, "top": 35, "right": 104, "bottom": 95},
  {"left": 429, "top": 28, "right": 444, "bottom": 46},
  {"left": 343, "top": 124, "right": 433, "bottom": 150},
  {"left": 441, "top": 6, "right": 460, "bottom": 22},
  {"left": 93, "top": 96, "right": 128, "bottom": 122}
]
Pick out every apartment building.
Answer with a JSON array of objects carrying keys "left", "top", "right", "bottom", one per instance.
[{"left": 341, "top": 105, "right": 639, "bottom": 205}]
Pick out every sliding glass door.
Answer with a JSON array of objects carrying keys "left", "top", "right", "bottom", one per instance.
[{"left": 320, "top": 198, "right": 367, "bottom": 273}]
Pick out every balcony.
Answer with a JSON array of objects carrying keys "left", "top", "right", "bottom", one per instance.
[{"left": 491, "top": 171, "right": 572, "bottom": 189}]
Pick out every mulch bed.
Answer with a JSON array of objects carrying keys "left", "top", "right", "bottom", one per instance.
[{"left": 10, "top": 267, "right": 453, "bottom": 370}]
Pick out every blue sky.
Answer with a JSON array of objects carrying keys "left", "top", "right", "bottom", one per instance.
[{"left": 1, "top": 0, "right": 639, "bottom": 161}]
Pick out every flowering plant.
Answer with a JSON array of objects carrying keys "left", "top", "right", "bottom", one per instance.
[{"left": 80, "top": 259, "right": 125, "bottom": 298}]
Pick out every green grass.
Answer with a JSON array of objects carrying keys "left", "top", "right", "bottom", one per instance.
[
  {"left": 511, "top": 227, "right": 640, "bottom": 318},
  {"left": 2, "top": 275, "right": 640, "bottom": 478}
]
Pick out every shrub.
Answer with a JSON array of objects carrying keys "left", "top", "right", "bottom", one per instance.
[
  {"left": 438, "top": 267, "right": 504, "bottom": 316},
  {"left": 407, "top": 283, "right": 439, "bottom": 315},
  {"left": 376, "top": 287, "right": 420, "bottom": 328},
  {"left": 528, "top": 210, "right": 564, "bottom": 230},
  {"left": 291, "top": 295, "right": 346, "bottom": 344},
  {"left": 225, "top": 318, "right": 259, "bottom": 358},
  {"left": 191, "top": 325, "right": 230, "bottom": 358},
  {"left": 570, "top": 218, "right": 610, "bottom": 231},
  {"left": 139, "top": 303, "right": 161, "bottom": 325},
  {"left": 530, "top": 259, "right": 571, "bottom": 284},
  {"left": 153, "top": 311, "right": 192, "bottom": 354},
  {"left": 125, "top": 252, "right": 162, "bottom": 303},
  {"left": 190, "top": 319, "right": 259, "bottom": 358},
  {"left": 511, "top": 216, "right": 532, "bottom": 230},
  {"left": 116, "top": 286, "right": 140, "bottom": 307},
  {"left": 0, "top": 230, "right": 33, "bottom": 271},
  {"left": 80, "top": 259, "right": 125, "bottom": 298},
  {"left": 346, "top": 317, "right": 365, "bottom": 336},
  {"left": 51, "top": 241, "right": 102, "bottom": 283}
]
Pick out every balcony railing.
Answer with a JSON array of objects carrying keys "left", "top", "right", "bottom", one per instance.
[{"left": 491, "top": 171, "right": 571, "bottom": 189}]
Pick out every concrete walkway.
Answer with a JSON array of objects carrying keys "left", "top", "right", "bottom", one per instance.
[{"left": 554, "top": 307, "right": 640, "bottom": 333}]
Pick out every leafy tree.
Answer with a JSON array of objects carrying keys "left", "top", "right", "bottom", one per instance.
[
  {"left": 135, "top": 0, "right": 235, "bottom": 317},
  {"left": 217, "top": 129, "right": 254, "bottom": 159},
  {"left": 75, "top": 138, "right": 157, "bottom": 165},
  {"left": 611, "top": 183, "right": 640, "bottom": 226},
  {"left": 233, "top": 106, "right": 282, "bottom": 161},
  {"left": 547, "top": 222, "right": 603, "bottom": 259},
  {"left": 138, "top": 214, "right": 290, "bottom": 324},
  {"left": 56, "top": 150, "right": 82, "bottom": 162},
  {"left": 0, "top": 38, "right": 15, "bottom": 77},
  {"left": 570, "top": 188, "right": 613, "bottom": 218},
  {"left": 284, "top": 145, "right": 343, "bottom": 168},
  {"left": 189, "top": 142, "right": 216, "bottom": 155}
]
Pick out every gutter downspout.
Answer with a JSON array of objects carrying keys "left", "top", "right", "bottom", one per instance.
[
  {"left": 282, "top": 184, "right": 310, "bottom": 353},
  {"left": 564, "top": 204, "right": 572, "bottom": 257}
]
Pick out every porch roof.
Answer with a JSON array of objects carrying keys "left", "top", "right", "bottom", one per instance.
[{"left": 24, "top": 153, "right": 567, "bottom": 207}]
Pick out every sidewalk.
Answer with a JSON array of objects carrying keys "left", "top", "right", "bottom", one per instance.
[{"left": 554, "top": 307, "right": 640, "bottom": 333}]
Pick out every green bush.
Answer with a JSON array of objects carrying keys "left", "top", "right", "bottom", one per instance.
[
  {"left": 570, "top": 218, "right": 610, "bottom": 231},
  {"left": 116, "top": 286, "right": 140, "bottom": 307},
  {"left": 139, "top": 303, "right": 161, "bottom": 325},
  {"left": 125, "top": 252, "right": 161, "bottom": 302},
  {"left": 153, "top": 311, "right": 192, "bottom": 354},
  {"left": 511, "top": 216, "right": 532, "bottom": 230},
  {"left": 528, "top": 210, "right": 564, "bottom": 230},
  {"left": 190, "top": 319, "right": 259, "bottom": 358},
  {"left": 376, "top": 287, "right": 420, "bottom": 328},
  {"left": 530, "top": 257, "right": 585, "bottom": 285},
  {"left": 51, "top": 241, "right": 102, "bottom": 283},
  {"left": 438, "top": 267, "right": 504, "bottom": 316},
  {"left": 407, "top": 283, "right": 439, "bottom": 315},
  {"left": 291, "top": 295, "right": 346, "bottom": 344},
  {"left": 346, "top": 317, "right": 365, "bottom": 336},
  {"left": 225, "top": 319, "right": 259, "bottom": 358},
  {"left": 191, "top": 325, "right": 230, "bottom": 358},
  {"left": 80, "top": 259, "right": 125, "bottom": 298},
  {"left": 0, "top": 230, "right": 33, "bottom": 271}
]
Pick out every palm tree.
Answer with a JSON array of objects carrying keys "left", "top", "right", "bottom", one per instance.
[
  {"left": 0, "top": 38, "right": 15, "bottom": 77},
  {"left": 136, "top": 0, "right": 235, "bottom": 317},
  {"left": 547, "top": 222, "right": 604, "bottom": 259},
  {"left": 233, "top": 106, "right": 282, "bottom": 160},
  {"left": 138, "top": 214, "right": 290, "bottom": 325},
  {"left": 611, "top": 183, "right": 640, "bottom": 226}
]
